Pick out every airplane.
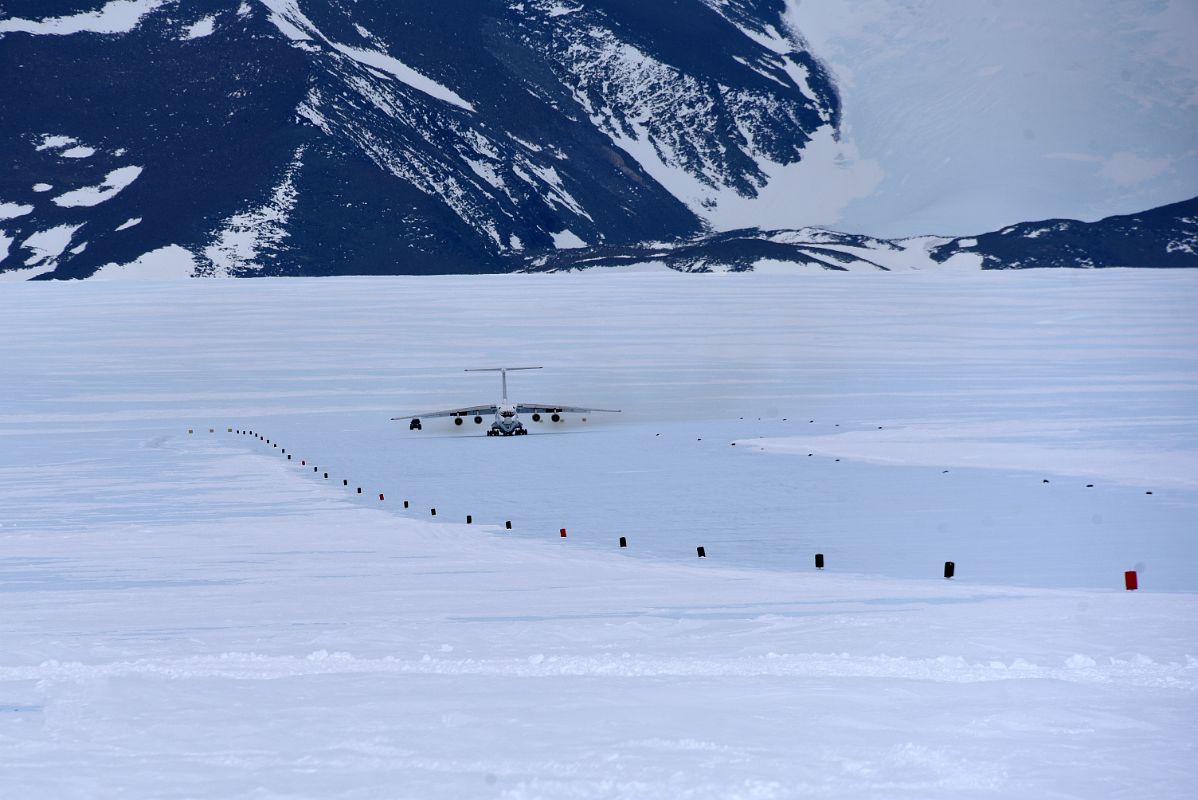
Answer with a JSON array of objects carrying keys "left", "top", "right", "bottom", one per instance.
[{"left": 391, "top": 367, "right": 620, "bottom": 436}]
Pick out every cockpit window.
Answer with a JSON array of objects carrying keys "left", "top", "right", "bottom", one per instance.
[{"left": 501, "top": 411, "right": 514, "bottom": 417}]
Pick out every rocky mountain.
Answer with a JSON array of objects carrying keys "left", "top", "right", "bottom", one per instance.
[
  {"left": 527, "top": 197, "right": 1198, "bottom": 272},
  {"left": 1, "top": 1, "right": 1194, "bottom": 280},
  {"left": 930, "top": 196, "right": 1198, "bottom": 271},
  {"left": 0, "top": 0, "right": 839, "bottom": 279}
]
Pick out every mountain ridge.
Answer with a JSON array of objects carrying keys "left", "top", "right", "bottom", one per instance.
[
  {"left": 524, "top": 196, "right": 1198, "bottom": 273},
  {"left": 1, "top": 1, "right": 1195, "bottom": 279}
]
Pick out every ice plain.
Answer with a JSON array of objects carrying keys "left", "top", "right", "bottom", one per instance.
[{"left": 1, "top": 271, "right": 1196, "bottom": 798}]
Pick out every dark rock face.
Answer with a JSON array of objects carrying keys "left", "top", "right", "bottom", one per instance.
[
  {"left": 929, "top": 196, "right": 1198, "bottom": 270},
  {"left": 0, "top": 0, "right": 834, "bottom": 278},
  {"left": 521, "top": 227, "right": 904, "bottom": 272}
]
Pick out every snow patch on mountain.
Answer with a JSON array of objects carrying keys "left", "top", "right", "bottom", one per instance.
[
  {"left": 200, "top": 147, "right": 304, "bottom": 276},
  {"left": 260, "top": 0, "right": 473, "bottom": 112},
  {"left": 35, "top": 135, "right": 76, "bottom": 151},
  {"left": 31, "top": 183, "right": 53, "bottom": 193},
  {"left": 20, "top": 223, "right": 83, "bottom": 268},
  {"left": 257, "top": 0, "right": 313, "bottom": 42},
  {"left": 1166, "top": 221, "right": 1197, "bottom": 256},
  {"left": 0, "top": 0, "right": 168, "bottom": 36},
  {"left": 517, "top": 162, "right": 592, "bottom": 222},
  {"left": 552, "top": 229, "right": 587, "bottom": 249},
  {"left": 543, "top": 3, "right": 582, "bottom": 17},
  {"left": 51, "top": 166, "right": 143, "bottom": 208},
  {"left": 91, "top": 245, "right": 197, "bottom": 280},
  {"left": 115, "top": 217, "right": 143, "bottom": 232},
  {"left": 60, "top": 145, "right": 96, "bottom": 159},
  {"left": 182, "top": 15, "right": 217, "bottom": 41},
  {"left": 0, "top": 202, "right": 34, "bottom": 221},
  {"left": 330, "top": 43, "right": 475, "bottom": 113}
]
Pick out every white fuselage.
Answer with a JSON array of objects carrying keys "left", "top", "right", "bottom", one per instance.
[{"left": 493, "top": 403, "right": 522, "bottom": 433}]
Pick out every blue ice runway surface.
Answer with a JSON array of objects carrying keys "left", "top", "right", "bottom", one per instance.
[{"left": 224, "top": 411, "right": 1198, "bottom": 593}]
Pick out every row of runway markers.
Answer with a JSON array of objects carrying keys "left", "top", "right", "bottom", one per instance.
[{"left": 188, "top": 426, "right": 1142, "bottom": 590}]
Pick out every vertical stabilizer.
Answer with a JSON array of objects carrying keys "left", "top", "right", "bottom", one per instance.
[{"left": 464, "top": 366, "right": 542, "bottom": 404}]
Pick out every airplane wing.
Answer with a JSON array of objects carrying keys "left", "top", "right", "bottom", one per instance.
[
  {"left": 516, "top": 403, "right": 621, "bottom": 414},
  {"left": 390, "top": 404, "right": 498, "bottom": 421}
]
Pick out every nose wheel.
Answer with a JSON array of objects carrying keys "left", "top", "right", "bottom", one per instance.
[{"left": 488, "top": 426, "right": 528, "bottom": 436}]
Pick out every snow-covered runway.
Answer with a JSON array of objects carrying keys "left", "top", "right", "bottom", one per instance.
[{"left": 1, "top": 272, "right": 1196, "bottom": 797}]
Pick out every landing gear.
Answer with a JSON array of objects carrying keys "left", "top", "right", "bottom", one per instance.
[
  {"left": 409, "top": 418, "right": 422, "bottom": 430},
  {"left": 488, "top": 425, "right": 528, "bottom": 437}
]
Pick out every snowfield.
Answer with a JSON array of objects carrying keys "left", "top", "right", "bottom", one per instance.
[{"left": 1, "top": 271, "right": 1196, "bottom": 798}]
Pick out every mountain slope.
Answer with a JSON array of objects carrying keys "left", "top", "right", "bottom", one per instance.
[
  {"left": 0, "top": 0, "right": 840, "bottom": 279},
  {"left": 930, "top": 196, "right": 1198, "bottom": 270}
]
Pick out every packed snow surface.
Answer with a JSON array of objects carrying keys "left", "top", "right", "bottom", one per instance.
[{"left": 1, "top": 272, "right": 1195, "bottom": 798}]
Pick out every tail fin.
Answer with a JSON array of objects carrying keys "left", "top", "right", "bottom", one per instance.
[{"left": 464, "top": 366, "right": 542, "bottom": 402}]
